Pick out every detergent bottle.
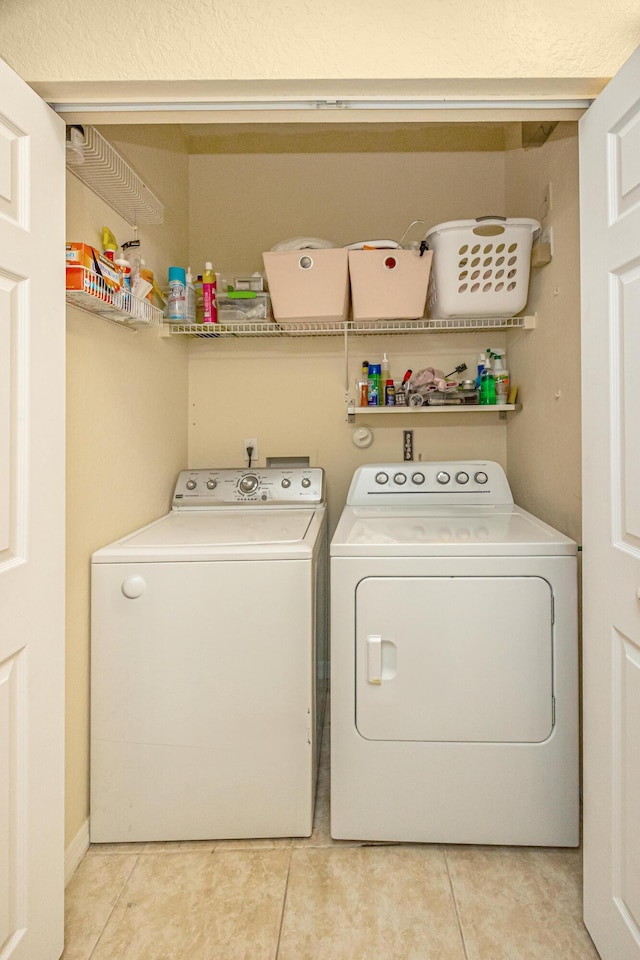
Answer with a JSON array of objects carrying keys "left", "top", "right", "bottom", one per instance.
[
  {"left": 202, "top": 261, "right": 217, "bottom": 323},
  {"left": 479, "top": 350, "right": 496, "bottom": 405},
  {"left": 186, "top": 267, "right": 197, "bottom": 323},
  {"left": 493, "top": 349, "right": 510, "bottom": 404}
]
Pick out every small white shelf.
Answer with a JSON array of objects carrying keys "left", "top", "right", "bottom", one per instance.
[
  {"left": 163, "top": 315, "right": 535, "bottom": 339},
  {"left": 350, "top": 403, "right": 520, "bottom": 414},
  {"left": 66, "top": 268, "right": 164, "bottom": 329}
]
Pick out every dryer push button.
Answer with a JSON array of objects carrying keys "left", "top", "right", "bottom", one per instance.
[
  {"left": 456, "top": 471, "right": 470, "bottom": 484},
  {"left": 436, "top": 471, "right": 450, "bottom": 485},
  {"left": 375, "top": 472, "right": 389, "bottom": 485}
]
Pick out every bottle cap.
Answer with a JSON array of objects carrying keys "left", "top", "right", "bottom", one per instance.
[{"left": 168, "top": 266, "right": 186, "bottom": 282}]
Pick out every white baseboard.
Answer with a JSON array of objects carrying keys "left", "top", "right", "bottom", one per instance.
[{"left": 65, "top": 819, "right": 90, "bottom": 887}]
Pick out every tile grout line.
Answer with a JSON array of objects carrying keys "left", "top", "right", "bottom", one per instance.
[
  {"left": 85, "top": 853, "right": 141, "bottom": 960},
  {"left": 274, "top": 848, "right": 293, "bottom": 960},
  {"left": 442, "top": 846, "right": 470, "bottom": 960}
]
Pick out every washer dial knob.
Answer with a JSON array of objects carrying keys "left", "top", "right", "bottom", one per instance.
[
  {"left": 436, "top": 471, "right": 451, "bottom": 485},
  {"left": 474, "top": 471, "right": 488, "bottom": 485},
  {"left": 456, "top": 471, "right": 470, "bottom": 485},
  {"left": 281, "top": 478, "right": 291, "bottom": 488},
  {"left": 393, "top": 472, "right": 407, "bottom": 485},
  {"left": 206, "top": 479, "right": 217, "bottom": 490},
  {"left": 186, "top": 479, "right": 197, "bottom": 490},
  {"left": 375, "top": 472, "right": 389, "bottom": 485},
  {"left": 239, "top": 474, "right": 259, "bottom": 494},
  {"left": 411, "top": 472, "right": 425, "bottom": 485},
  {"left": 301, "top": 477, "right": 311, "bottom": 488}
]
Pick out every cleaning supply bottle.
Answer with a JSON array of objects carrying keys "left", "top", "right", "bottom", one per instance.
[
  {"left": 493, "top": 349, "right": 510, "bottom": 405},
  {"left": 114, "top": 250, "right": 131, "bottom": 292},
  {"left": 381, "top": 352, "right": 390, "bottom": 389},
  {"left": 101, "top": 226, "right": 118, "bottom": 262},
  {"left": 367, "top": 362, "right": 382, "bottom": 406},
  {"left": 479, "top": 350, "right": 496, "bottom": 405},
  {"left": 476, "top": 352, "right": 487, "bottom": 389},
  {"left": 202, "top": 261, "right": 217, "bottom": 323},
  {"left": 167, "top": 266, "right": 187, "bottom": 321},
  {"left": 186, "top": 267, "right": 196, "bottom": 323},
  {"left": 360, "top": 360, "right": 369, "bottom": 406},
  {"left": 123, "top": 238, "right": 142, "bottom": 289}
]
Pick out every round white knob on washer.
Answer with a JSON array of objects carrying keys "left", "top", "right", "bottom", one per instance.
[
  {"left": 456, "top": 471, "right": 470, "bottom": 484},
  {"left": 206, "top": 479, "right": 217, "bottom": 490},
  {"left": 281, "top": 478, "right": 291, "bottom": 488},
  {"left": 375, "top": 472, "right": 389, "bottom": 485},
  {"left": 394, "top": 472, "right": 407, "bottom": 485},
  {"left": 475, "top": 471, "right": 488, "bottom": 484},
  {"left": 121, "top": 575, "right": 146, "bottom": 599},
  {"left": 436, "top": 471, "right": 450, "bottom": 484},
  {"left": 186, "top": 479, "right": 197, "bottom": 490},
  {"left": 412, "top": 472, "right": 425, "bottom": 484},
  {"left": 302, "top": 477, "right": 311, "bottom": 488}
]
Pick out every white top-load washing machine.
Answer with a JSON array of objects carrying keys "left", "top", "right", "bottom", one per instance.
[
  {"left": 90, "top": 466, "right": 327, "bottom": 843},
  {"left": 330, "top": 461, "right": 578, "bottom": 846}
]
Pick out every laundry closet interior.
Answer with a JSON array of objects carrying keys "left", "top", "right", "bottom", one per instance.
[{"left": 64, "top": 108, "right": 582, "bottom": 849}]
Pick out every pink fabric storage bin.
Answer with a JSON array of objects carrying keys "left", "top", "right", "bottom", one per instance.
[
  {"left": 262, "top": 248, "right": 350, "bottom": 325},
  {"left": 348, "top": 249, "right": 433, "bottom": 321}
]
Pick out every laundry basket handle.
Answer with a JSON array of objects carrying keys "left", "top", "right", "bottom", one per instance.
[{"left": 473, "top": 216, "right": 507, "bottom": 236}]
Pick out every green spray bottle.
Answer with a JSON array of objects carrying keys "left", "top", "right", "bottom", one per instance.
[{"left": 479, "top": 349, "right": 496, "bottom": 405}]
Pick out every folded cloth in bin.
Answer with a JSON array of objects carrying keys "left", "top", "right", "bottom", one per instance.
[{"left": 270, "top": 237, "right": 336, "bottom": 251}]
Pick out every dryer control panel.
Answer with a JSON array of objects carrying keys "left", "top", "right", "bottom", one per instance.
[
  {"left": 172, "top": 467, "right": 325, "bottom": 508},
  {"left": 346, "top": 461, "right": 513, "bottom": 506}
]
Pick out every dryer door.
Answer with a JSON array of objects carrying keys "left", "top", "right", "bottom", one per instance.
[{"left": 355, "top": 576, "right": 553, "bottom": 743}]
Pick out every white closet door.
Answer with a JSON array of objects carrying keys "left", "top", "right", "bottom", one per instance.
[
  {"left": 580, "top": 42, "right": 640, "bottom": 960},
  {"left": 0, "top": 58, "right": 65, "bottom": 958}
]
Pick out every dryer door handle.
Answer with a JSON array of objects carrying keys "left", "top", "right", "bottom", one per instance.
[{"left": 366, "top": 635, "right": 383, "bottom": 685}]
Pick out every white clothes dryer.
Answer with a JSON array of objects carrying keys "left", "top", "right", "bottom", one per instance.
[
  {"left": 90, "top": 466, "right": 327, "bottom": 843},
  {"left": 330, "top": 461, "right": 578, "bottom": 846}
]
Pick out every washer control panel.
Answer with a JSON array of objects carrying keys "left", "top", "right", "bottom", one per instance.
[
  {"left": 172, "top": 467, "right": 324, "bottom": 508},
  {"left": 347, "top": 461, "right": 513, "bottom": 506}
]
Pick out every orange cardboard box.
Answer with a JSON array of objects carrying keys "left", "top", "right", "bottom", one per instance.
[{"left": 65, "top": 242, "right": 121, "bottom": 291}]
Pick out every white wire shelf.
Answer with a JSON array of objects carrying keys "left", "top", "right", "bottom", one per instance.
[
  {"left": 65, "top": 125, "right": 164, "bottom": 226},
  {"left": 66, "top": 268, "right": 164, "bottom": 329},
  {"left": 163, "top": 315, "right": 535, "bottom": 338},
  {"left": 350, "top": 403, "right": 521, "bottom": 414}
]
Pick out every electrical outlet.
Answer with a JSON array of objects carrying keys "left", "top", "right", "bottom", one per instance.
[
  {"left": 243, "top": 437, "right": 258, "bottom": 466},
  {"left": 403, "top": 430, "right": 414, "bottom": 462}
]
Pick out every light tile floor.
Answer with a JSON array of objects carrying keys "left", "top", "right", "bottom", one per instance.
[{"left": 63, "top": 720, "right": 601, "bottom": 959}]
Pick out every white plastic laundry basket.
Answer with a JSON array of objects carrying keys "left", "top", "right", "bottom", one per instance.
[{"left": 425, "top": 217, "right": 540, "bottom": 319}]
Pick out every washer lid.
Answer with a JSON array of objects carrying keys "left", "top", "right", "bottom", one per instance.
[
  {"left": 92, "top": 507, "right": 324, "bottom": 562},
  {"left": 330, "top": 504, "right": 576, "bottom": 557}
]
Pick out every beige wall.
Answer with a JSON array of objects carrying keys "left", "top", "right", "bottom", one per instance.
[
  {"left": 188, "top": 335, "right": 510, "bottom": 538},
  {"left": 64, "top": 136, "right": 190, "bottom": 845},
  {"left": 0, "top": 1, "right": 638, "bottom": 85},
  {"left": 505, "top": 129, "right": 582, "bottom": 543},
  {"left": 186, "top": 145, "right": 512, "bottom": 533}
]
